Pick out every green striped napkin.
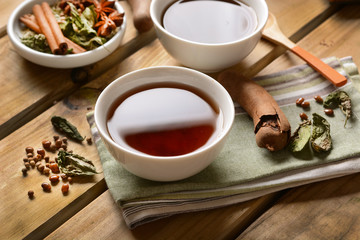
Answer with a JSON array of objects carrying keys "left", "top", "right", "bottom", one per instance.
[{"left": 87, "top": 56, "right": 360, "bottom": 229}]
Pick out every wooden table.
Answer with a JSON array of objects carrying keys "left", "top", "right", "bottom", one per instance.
[{"left": 1, "top": 0, "right": 360, "bottom": 239}]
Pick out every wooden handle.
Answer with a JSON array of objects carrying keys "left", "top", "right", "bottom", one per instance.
[
  {"left": 127, "top": 0, "right": 153, "bottom": 33},
  {"left": 291, "top": 45, "right": 347, "bottom": 87}
]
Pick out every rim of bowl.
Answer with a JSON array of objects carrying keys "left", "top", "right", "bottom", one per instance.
[
  {"left": 150, "top": 0, "right": 268, "bottom": 47},
  {"left": 7, "top": 0, "right": 126, "bottom": 60},
  {"left": 94, "top": 66, "right": 235, "bottom": 161}
]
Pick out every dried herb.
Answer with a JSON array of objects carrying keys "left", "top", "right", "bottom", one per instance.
[
  {"left": 57, "top": 150, "right": 98, "bottom": 176},
  {"left": 323, "top": 90, "right": 352, "bottom": 126},
  {"left": 311, "top": 113, "right": 332, "bottom": 152},
  {"left": 289, "top": 120, "right": 311, "bottom": 152},
  {"left": 51, "top": 116, "right": 85, "bottom": 141}
]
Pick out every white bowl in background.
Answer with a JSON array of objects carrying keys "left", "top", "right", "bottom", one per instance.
[
  {"left": 7, "top": 0, "right": 126, "bottom": 68},
  {"left": 150, "top": 0, "right": 268, "bottom": 73}
]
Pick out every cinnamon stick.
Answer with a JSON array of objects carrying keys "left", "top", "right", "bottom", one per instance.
[
  {"left": 32, "top": 4, "right": 61, "bottom": 54},
  {"left": 218, "top": 70, "right": 291, "bottom": 151},
  {"left": 20, "top": 14, "right": 86, "bottom": 54},
  {"left": 41, "top": 2, "right": 68, "bottom": 54},
  {"left": 64, "top": 38, "right": 86, "bottom": 54},
  {"left": 20, "top": 14, "right": 41, "bottom": 33}
]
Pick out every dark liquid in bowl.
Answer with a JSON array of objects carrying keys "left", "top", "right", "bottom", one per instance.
[
  {"left": 162, "top": 0, "right": 258, "bottom": 44},
  {"left": 107, "top": 83, "right": 222, "bottom": 157}
]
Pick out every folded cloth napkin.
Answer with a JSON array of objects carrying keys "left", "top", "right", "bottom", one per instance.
[{"left": 87, "top": 56, "right": 360, "bottom": 229}]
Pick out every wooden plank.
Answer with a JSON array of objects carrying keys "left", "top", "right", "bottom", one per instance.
[
  {"left": 238, "top": 174, "right": 360, "bottom": 240},
  {"left": 237, "top": 5, "right": 360, "bottom": 239},
  {"left": 45, "top": 191, "right": 280, "bottom": 240}
]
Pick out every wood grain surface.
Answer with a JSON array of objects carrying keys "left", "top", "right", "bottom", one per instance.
[{"left": 1, "top": 0, "right": 358, "bottom": 239}]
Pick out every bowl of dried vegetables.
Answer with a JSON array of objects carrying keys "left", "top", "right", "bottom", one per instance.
[{"left": 7, "top": 0, "right": 126, "bottom": 68}]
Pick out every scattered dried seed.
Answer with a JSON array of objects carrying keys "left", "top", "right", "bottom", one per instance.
[
  {"left": 43, "top": 168, "right": 50, "bottom": 175},
  {"left": 37, "top": 164, "right": 45, "bottom": 172},
  {"left": 61, "top": 183, "right": 69, "bottom": 194},
  {"left": 324, "top": 108, "right": 334, "bottom": 116},
  {"left": 60, "top": 173, "right": 68, "bottom": 181},
  {"left": 25, "top": 147, "right": 34, "bottom": 154},
  {"left": 61, "top": 144, "right": 67, "bottom": 150},
  {"left": 22, "top": 168, "right": 28, "bottom": 176},
  {"left": 23, "top": 158, "right": 29, "bottom": 162},
  {"left": 37, "top": 148, "right": 45, "bottom": 157},
  {"left": 68, "top": 177, "right": 73, "bottom": 184},
  {"left": 55, "top": 139, "right": 62, "bottom": 149},
  {"left": 49, "top": 163, "right": 60, "bottom": 173},
  {"left": 296, "top": 97, "right": 305, "bottom": 106},
  {"left": 300, "top": 112, "right": 308, "bottom": 120},
  {"left": 24, "top": 162, "right": 30, "bottom": 169},
  {"left": 28, "top": 190, "right": 34, "bottom": 199},
  {"left": 301, "top": 101, "right": 310, "bottom": 108},
  {"left": 29, "top": 160, "right": 36, "bottom": 168},
  {"left": 49, "top": 175, "right": 60, "bottom": 183},
  {"left": 42, "top": 140, "right": 51, "bottom": 149},
  {"left": 49, "top": 144, "right": 57, "bottom": 152},
  {"left": 54, "top": 135, "right": 60, "bottom": 141},
  {"left": 314, "top": 95, "right": 323, "bottom": 103},
  {"left": 27, "top": 153, "right": 33, "bottom": 158},
  {"left": 62, "top": 137, "right": 68, "bottom": 144},
  {"left": 41, "top": 182, "right": 51, "bottom": 192},
  {"left": 44, "top": 156, "right": 50, "bottom": 162},
  {"left": 86, "top": 137, "right": 93, "bottom": 145}
]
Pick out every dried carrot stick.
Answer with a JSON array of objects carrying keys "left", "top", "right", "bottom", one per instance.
[
  {"left": 41, "top": 2, "right": 68, "bottom": 54},
  {"left": 218, "top": 70, "right": 291, "bottom": 151},
  {"left": 33, "top": 4, "right": 61, "bottom": 54},
  {"left": 20, "top": 14, "right": 86, "bottom": 54}
]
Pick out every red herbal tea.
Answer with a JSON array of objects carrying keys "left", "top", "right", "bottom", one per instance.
[{"left": 106, "top": 83, "right": 223, "bottom": 157}]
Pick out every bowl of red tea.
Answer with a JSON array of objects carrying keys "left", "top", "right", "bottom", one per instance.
[
  {"left": 150, "top": 0, "right": 268, "bottom": 72},
  {"left": 94, "top": 66, "right": 234, "bottom": 181}
]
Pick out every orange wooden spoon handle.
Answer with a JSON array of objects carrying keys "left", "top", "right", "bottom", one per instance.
[{"left": 291, "top": 46, "right": 347, "bottom": 87}]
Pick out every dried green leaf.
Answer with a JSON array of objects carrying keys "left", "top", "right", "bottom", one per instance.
[
  {"left": 51, "top": 116, "right": 85, "bottom": 141},
  {"left": 289, "top": 120, "right": 311, "bottom": 152},
  {"left": 311, "top": 113, "right": 332, "bottom": 152},
  {"left": 323, "top": 90, "right": 352, "bottom": 126},
  {"left": 57, "top": 150, "right": 98, "bottom": 176}
]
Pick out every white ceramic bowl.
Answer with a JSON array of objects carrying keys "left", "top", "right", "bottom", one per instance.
[
  {"left": 7, "top": 0, "right": 126, "bottom": 68},
  {"left": 95, "top": 66, "right": 234, "bottom": 181},
  {"left": 150, "top": 0, "right": 268, "bottom": 73}
]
